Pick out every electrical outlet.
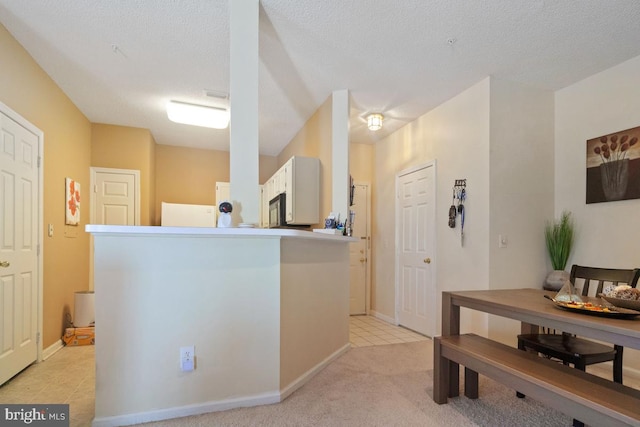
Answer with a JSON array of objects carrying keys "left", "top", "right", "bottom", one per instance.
[{"left": 180, "top": 346, "right": 195, "bottom": 372}]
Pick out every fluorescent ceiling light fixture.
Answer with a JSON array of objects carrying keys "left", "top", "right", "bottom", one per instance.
[
  {"left": 366, "top": 113, "right": 384, "bottom": 131},
  {"left": 166, "top": 101, "right": 230, "bottom": 129}
]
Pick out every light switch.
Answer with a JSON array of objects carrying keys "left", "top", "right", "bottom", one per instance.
[
  {"left": 48, "top": 224, "right": 54, "bottom": 237},
  {"left": 498, "top": 234, "right": 507, "bottom": 248}
]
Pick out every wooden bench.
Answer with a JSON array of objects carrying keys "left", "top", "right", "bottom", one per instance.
[{"left": 434, "top": 333, "right": 640, "bottom": 427}]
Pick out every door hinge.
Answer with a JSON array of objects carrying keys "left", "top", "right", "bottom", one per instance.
[
  {"left": 94, "top": 184, "right": 98, "bottom": 193},
  {"left": 36, "top": 332, "right": 40, "bottom": 344},
  {"left": 37, "top": 244, "right": 40, "bottom": 256},
  {"left": 37, "top": 156, "right": 41, "bottom": 168}
]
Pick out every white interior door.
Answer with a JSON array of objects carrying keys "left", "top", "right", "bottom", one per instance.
[
  {"left": 0, "top": 108, "right": 41, "bottom": 385},
  {"left": 89, "top": 168, "right": 139, "bottom": 290},
  {"left": 90, "top": 168, "right": 140, "bottom": 226},
  {"left": 396, "top": 163, "right": 436, "bottom": 336},
  {"left": 349, "top": 183, "right": 370, "bottom": 315}
]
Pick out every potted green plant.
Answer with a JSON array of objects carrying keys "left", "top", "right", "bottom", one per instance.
[{"left": 544, "top": 211, "right": 575, "bottom": 290}]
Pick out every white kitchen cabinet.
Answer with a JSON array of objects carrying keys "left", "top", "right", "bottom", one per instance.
[
  {"left": 262, "top": 156, "right": 319, "bottom": 226},
  {"left": 260, "top": 185, "right": 268, "bottom": 228},
  {"left": 265, "top": 177, "right": 273, "bottom": 204},
  {"left": 266, "top": 167, "right": 286, "bottom": 199},
  {"left": 281, "top": 156, "right": 319, "bottom": 225}
]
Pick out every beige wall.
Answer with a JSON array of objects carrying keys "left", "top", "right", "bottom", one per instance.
[
  {"left": 374, "top": 79, "right": 491, "bottom": 334},
  {"left": 487, "top": 78, "right": 554, "bottom": 344},
  {"left": 0, "top": 24, "right": 92, "bottom": 348},
  {"left": 373, "top": 77, "right": 555, "bottom": 339},
  {"left": 349, "top": 142, "right": 373, "bottom": 184},
  {"left": 91, "top": 124, "right": 157, "bottom": 225}
]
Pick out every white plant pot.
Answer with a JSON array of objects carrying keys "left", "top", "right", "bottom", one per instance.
[{"left": 544, "top": 270, "right": 570, "bottom": 291}]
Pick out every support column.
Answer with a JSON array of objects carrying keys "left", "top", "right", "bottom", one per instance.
[
  {"left": 229, "top": 0, "right": 260, "bottom": 225},
  {"left": 331, "top": 90, "right": 350, "bottom": 224}
]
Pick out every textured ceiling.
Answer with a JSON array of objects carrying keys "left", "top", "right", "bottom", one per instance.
[{"left": 2, "top": 1, "right": 640, "bottom": 156}]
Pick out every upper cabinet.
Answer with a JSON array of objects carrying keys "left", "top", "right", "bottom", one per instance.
[
  {"left": 264, "top": 166, "right": 286, "bottom": 203},
  {"left": 264, "top": 156, "right": 319, "bottom": 225},
  {"left": 284, "top": 156, "right": 320, "bottom": 225}
]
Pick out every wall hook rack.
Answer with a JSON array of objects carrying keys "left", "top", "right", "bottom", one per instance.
[{"left": 450, "top": 179, "right": 467, "bottom": 246}]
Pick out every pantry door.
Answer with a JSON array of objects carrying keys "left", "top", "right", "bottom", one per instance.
[
  {"left": 89, "top": 168, "right": 139, "bottom": 290},
  {"left": 396, "top": 162, "right": 436, "bottom": 337},
  {"left": 0, "top": 102, "right": 43, "bottom": 385}
]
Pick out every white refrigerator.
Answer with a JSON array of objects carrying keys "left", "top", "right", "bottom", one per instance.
[{"left": 160, "top": 202, "right": 216, "bottom": 227}]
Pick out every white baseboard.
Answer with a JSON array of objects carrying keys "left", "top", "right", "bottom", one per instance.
[
  {"left": 92, "top": 342, "right": 351, "bottom": 427},
  {"left": 42, "top": 339, "right": 64, "bottom": 361},
  {"left": 279, "top": 342, "right": 351, "bottom": 401},
  {"left": 92, "top": 391, "right": 281, "bottom": 427},
  {"left": 370, "top": 310, "right": 396, "bottom": 325}
]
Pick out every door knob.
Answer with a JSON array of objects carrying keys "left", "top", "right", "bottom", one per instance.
[
  {"left": 0, "top": 261, "right": 9, "bottom": 268},
  {"left": 423, "top": 258, "right": 431, "bottom": 264},
  {"left": 360, "top": 258, "right": 366, "bottom": 263}
]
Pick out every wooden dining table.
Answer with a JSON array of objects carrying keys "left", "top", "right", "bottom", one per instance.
[{"left": 438, "top": 287, "right": 640, "bottom": 400}]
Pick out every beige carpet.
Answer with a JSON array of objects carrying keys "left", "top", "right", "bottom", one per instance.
[{"left": 140, "top": 341, "right": 571, "bottom": 426}]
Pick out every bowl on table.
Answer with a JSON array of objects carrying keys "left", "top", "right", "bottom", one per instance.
[{"left": 599, "top": 294, "right": 640, "bottom": 311}]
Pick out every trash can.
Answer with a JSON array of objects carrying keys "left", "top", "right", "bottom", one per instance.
[{"left": 74, "top": 291, "right": 95, "bottom": 327}]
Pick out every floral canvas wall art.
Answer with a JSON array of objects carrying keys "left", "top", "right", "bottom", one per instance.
[
  {"left": 65, "top": 177, "right": 80, "bottom": 225},
  {"left": 586, "top": 126, "right": 640, "bottom": 204}
]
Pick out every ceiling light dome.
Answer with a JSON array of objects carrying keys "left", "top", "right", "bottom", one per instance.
[
  {"left": 167, "top": 100, "right": 230, "bottom": 129},
  {"left": 367, "top": 113, "right": 384, "bottom": 131}
]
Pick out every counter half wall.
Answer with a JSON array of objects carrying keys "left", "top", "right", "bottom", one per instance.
[{"left": 86, "top": 225, "right": 354, "bottom": 427}]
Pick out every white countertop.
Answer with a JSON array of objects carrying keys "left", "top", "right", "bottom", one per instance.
[{"left": 85, "top": 224, "right": 357, "bottom": 242}]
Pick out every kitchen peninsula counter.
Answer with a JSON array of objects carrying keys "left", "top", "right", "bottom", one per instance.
[
  {"left": 87, "top": 225, "right": 355, "bottom": 427},
  {"left": 86, "top": 224, "right": 354, "bottom": 240}
]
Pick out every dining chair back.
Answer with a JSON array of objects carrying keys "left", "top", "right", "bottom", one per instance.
[{"left": 570, "top": 265, "right": 640, "bottom": 298}]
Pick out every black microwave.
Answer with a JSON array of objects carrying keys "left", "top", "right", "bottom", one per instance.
[{"left": 268, "top": 193, "right": 286, "bottom": 228}]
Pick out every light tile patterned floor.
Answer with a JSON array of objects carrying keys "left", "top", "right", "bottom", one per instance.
[
  {"left": 349, "top": 315, "right": 429, "bottom": 347},
  {"left": 0, "top": 345, "right": 95, "bottom": 427}
]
